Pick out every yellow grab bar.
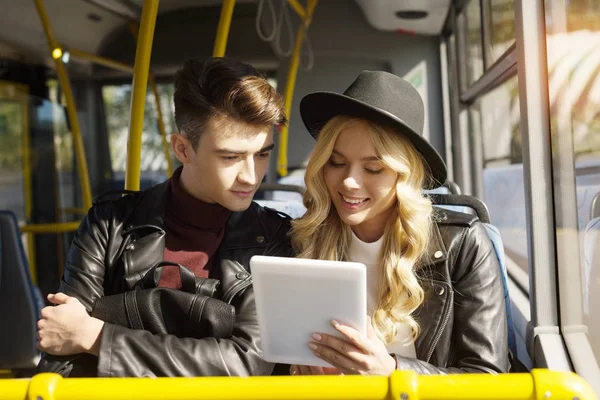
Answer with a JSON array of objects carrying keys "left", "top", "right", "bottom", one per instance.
[
  {"left": 287, "top": 0, "right": 306, "bottom": 19},
  {"left": 277, "top": 0, "right": 319, "bottom": 177},
  {"left": 33, "top": 0, "right": 93, "bottom": 211},
  {"left": 125, "top": 0, "right": 160, "bottom": 191},
  {"left": 0, "top": 370, "right": 596, "bottom": 400},
  {"left": 20, "top": 222, "right": 81, "bottom": 234},
  {"left": 68, "top": 48, "right": 134, "bottom": 74}
]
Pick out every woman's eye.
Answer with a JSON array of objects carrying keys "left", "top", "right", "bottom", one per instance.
[{"left": 328, "top": 160, "right": 345, "bottom": 168}]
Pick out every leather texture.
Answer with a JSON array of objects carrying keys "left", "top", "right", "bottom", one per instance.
[{"left": 37, "top": 179, "right": 293, "bottom": 377}]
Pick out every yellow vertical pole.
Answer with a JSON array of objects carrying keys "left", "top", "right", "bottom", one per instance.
[
  {"left": 213, "top": 0, "right": 236, "bottom": 57},
  {"left": 149, "top": 74, "right": 173, "bottom": 176},
  {"left": 33, "top": 0, "right": 93, "bottom": 211},
  {"left": 124, "top": 0, "right": 160, "bottom": 191},
  {"left": 277, "top": 0, "right": 319, "bottom": 177}
]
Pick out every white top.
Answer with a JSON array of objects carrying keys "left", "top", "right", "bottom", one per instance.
[{"left": 346, "top": 231, "right": 417, "bottom": 358}]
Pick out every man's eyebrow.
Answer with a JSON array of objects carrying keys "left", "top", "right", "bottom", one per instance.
[
  {"left": 332, "top": 149, "right": 379, "bottom": 161},
  {"left": 258, "top": 143, "right": 275, "bottom": 153},
  {"left": 214, "top": 143, "right": 275, "bottom": 155}
]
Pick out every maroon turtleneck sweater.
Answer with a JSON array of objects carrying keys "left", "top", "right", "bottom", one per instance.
[{"left": 159, "top": 167, "right": 231, "bottom": 289}]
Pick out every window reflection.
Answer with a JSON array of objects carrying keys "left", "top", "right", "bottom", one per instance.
[
  {"left": 486, "top": 0, "right": 515, "bottom": 64},
  {"left": 102, "top": 83, "right": 176, "bottom": 176},
  {"left": 545, "top": 0, "right": 600, "bottom": 361},
  {"left": 473, "top": 77, "right": 530, "bottom": 281},
  {"left": 465, "top": 0, "right": 485, "bottom": 86}
]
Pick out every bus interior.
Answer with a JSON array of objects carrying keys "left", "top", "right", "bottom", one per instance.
[{"left": 0, "top": 0, "right": 599, "bottom": 398}]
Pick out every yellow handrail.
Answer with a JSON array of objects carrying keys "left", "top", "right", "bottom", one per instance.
[
  {"left": 19, "top": 222, "right": 81, "bottom": 234},
  {"left": 287, "top": 0, "right": 306, "bottom": 19},
  {"left": 1, "top": 370, "right": 596, "bottom": 400},
  {"left": 61, "top": 207, "right": 89, "bottom": 216},
  {"left": 277, "top": 0, "right": 319, "bottom": 177},
  {"left": 68, "top": 48, "right": 135, "bottom": 74},
  {"left": 33, "top": 0, "right": 93, "bottom": 211},
  {"left": 213, "top": 0, "right": 236, "bottom": 57},
  {"left": 125, "top": 0, "right": 160, "bottom": 191}
]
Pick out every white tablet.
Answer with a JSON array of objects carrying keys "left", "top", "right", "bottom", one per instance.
[{"left": 250, "top": 255, "right": 367, "bottom": 368}]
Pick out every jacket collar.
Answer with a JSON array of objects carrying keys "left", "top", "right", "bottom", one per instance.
[
  {"left": 413, "top": 213, "right": 452, "bottom": 361},
  {"left": 120, "top": 178, "right": 274, "bottom": 288},
  {"left": 123, "top": 178, "right": 272, "bottom": 249}
]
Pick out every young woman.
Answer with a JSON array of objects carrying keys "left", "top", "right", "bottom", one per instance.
[{"left": 289, "top": 71, "right": 509, "bottom": 375}]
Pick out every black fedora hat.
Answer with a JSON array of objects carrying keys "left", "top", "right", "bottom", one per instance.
[{"left": 299, "top": 70, "right": 447, "bottom": 189}]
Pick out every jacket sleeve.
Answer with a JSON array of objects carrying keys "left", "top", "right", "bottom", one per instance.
[
  {"left": 394, "top": 222, "right": 510, "bottom": 374},
  {"left": 36, "top": 204, "right": 113, "bottom": 376},
  {"left": 96, "top": 218, "right": 294, "bottom": 377},
  {"left": 59, "top": 205, "right": 113, "bottom": 309}
]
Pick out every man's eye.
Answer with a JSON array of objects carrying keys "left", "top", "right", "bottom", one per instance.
[{"left": 222, "top": 156, "right": 239, "bottom": 161}]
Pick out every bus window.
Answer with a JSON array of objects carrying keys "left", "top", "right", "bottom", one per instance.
[
  {"left": 102, "top": 82, "right": 176, "bottom": 183},
  {"left": 0, "top": 83, "right": 27, "bottom": 220},
  {"left": 471, "top": 77, "right": 529, "bottom": 287},
  {"left": 545, "top": 0, "right": 600, "bottom": 362},
  {"left": 464, "top": 0, "right": 485, "bottom": 87},
  {"left": 485, "top": 0, "right": 515, "bottom": 66}
]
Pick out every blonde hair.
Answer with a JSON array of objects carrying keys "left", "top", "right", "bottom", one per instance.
[{"left": 291, "top": 115, "right": 433, "bottom": 343}]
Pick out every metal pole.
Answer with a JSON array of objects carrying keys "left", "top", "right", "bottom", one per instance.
[
  {"left": 287, "top": 0, "right": 306, "bottom": 19},
  {"left": 277, "top": 0, "right": 318, "bottom": 177},
  {"left": 124, "top": 0, "right": 159, "bottom": 191},
  {"left": 68, "top": 48, "right": 134, "bottom": 74},
  {"left": 213, "top": 0, "right": 236, "bottom": 57},
  {"left": 33, "top": 0, "right": 93, "bottom": 210}
]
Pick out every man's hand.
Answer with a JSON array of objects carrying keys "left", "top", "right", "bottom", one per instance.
[{"left": 37, "top": 293, "right": 104, "bottom": 356}]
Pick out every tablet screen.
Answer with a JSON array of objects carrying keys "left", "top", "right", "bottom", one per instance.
[{"left": 250, "top": 255, "right": 367, "bottom": 367}]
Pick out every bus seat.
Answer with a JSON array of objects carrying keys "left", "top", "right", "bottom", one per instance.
[
  {"left": 424, "top": 181, "right": 462, "bottom": 195},
  {"left": 255, "top": 200, "right": 307, "bottom": 219},
  {"left": 257, "top": 183, "right": 304, "bottom": 202},
  {"left": 0, "top": 210, "right": 42, "bottom": 373},
  {"left": 583, "top": 217, "right": 600, "bottom": 325},
  {"left": 429, "top": 194, "right": 491, "bottom": 223},
  {"left": 577, "top": 185, "right": 600, "bottom": 230},
  {"left": 591, "top": 191, "right": 600, "bottom": 220}
]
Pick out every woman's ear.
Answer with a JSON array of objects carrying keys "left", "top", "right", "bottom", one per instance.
[{"left": 171, "top": 133, "right": 193, "bottom": 164}]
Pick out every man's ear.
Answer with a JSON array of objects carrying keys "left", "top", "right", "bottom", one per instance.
[{"left": 171, "top": 133, "right": 193, "bottom": 164}]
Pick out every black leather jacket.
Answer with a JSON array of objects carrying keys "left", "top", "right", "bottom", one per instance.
[
  {"left": 393, "top": 208, "right": 510, "bottom": 374},
  {"left": 39, "top": 179, "right": 293, "bottom": 377}
]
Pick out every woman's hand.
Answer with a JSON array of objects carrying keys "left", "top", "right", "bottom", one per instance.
[{"left": 308, "top": 316, "right": 396, "bottom": 376}]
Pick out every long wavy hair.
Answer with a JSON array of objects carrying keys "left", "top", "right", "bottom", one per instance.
[{"left": 291, "top": 115, "right": 433, "bottom": 343}]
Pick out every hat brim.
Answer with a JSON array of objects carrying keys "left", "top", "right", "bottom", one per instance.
[{"left": 300, "top": 92, "right": 447, "bottom": 189}]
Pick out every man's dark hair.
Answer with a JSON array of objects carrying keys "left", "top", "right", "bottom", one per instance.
[{"left": 173, "top": 57, "right": 287, "bottom": 147}]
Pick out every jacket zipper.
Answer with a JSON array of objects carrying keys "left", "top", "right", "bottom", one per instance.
[{"left": 425, "top": 286, "right": 453, "bottom": 362}]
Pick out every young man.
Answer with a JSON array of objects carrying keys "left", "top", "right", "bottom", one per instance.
[{"left": 36, "top": 57, "right": 291, "bottom": 377}]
